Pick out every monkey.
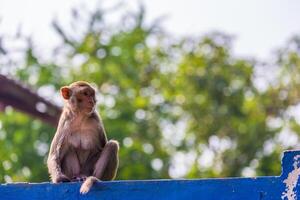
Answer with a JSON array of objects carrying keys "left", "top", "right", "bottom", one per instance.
[{"left": 47, "top": 81, "right": 119, "bottom": 194}]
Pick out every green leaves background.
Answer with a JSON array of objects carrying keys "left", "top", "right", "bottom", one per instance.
[{"left": 1, "top": 5, "right": 300, "bottom": 182}]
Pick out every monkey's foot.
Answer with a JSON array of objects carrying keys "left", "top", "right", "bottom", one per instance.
[
  {"left": 80, "top": 177, "right": 98, "bottom": 194},
  {"left": 55, "top": 174, "right": 71, "bottom": 183},
  {"left": 71, "top": 175, "right": 87, "bottom": 182}
]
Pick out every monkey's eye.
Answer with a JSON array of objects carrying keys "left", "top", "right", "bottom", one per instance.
[{"left": 83, "top": 91, "right": 89, "bottom": 96}]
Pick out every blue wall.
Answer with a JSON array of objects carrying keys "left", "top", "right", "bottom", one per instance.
[{"left": 1, "top": 150, "right": 300, "bottom": 200}]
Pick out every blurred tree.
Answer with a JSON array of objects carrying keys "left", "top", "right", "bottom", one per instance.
[{"left": 0, "top": 4, "right": 300, "bottom": 182}]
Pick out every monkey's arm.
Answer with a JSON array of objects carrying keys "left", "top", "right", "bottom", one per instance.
[
  {"left": 94, "top": 115, "right": 108, "bottom": 147},
  {"left": 47, "top": 129, "right": 69, "bottom": 182},
  {"left": 98, "top": 123, "right": 108, "bottom": 148}
]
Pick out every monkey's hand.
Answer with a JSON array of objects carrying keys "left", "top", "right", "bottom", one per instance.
[{"left": 54, "top": 174, "right": 71, "bottom": 183}]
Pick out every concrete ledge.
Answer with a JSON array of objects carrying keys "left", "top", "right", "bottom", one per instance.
[{"left": 1, "top": 150, "right": 300, "bottom": 200}]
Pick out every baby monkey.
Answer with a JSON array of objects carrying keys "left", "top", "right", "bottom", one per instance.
[{"left": 47, "top": 81, "right": 119, "bottom": 194}]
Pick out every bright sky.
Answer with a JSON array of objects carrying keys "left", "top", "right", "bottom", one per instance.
[{"left": 0, "top": 0, "right": 300, "bottom": 59}]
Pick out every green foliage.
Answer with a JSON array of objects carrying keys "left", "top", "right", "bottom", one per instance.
[
  {"left": 0, "top": 109, "right": 54, "bottom": 182},
  {"left": 1, "top": 5, "right": 300, "bottom": 182}
]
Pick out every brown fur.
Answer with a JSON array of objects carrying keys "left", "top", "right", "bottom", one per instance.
[{"left": 47, "top": 81, "right": 119, "bottom": 194}]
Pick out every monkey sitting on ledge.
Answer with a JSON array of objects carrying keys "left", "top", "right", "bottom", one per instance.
[{"left": 47, "top": 81, "right": 119, "bottom": 194}]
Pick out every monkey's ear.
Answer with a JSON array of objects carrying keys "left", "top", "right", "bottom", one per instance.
[{"left": 60, "top": 87, "right": 72, "bottom": 99}]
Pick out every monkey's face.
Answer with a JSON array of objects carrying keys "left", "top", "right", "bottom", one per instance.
[
  {"left": 73, "top": 86, "right": 96, "bottom": 113},
  {"left": 61, "top": 84, "right": 97, "bottom": 114}
]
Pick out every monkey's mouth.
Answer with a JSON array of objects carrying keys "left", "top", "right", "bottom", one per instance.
[
  {"left": 85, "top": 106, "right": 95, "bottom": 112},
  {"left": 87, "top": 102, "right": 95, "bottom": 107}
]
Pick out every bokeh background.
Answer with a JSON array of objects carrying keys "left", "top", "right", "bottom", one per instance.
[{"left": 1, "top": 0, "right": 300, "bottom": 182}]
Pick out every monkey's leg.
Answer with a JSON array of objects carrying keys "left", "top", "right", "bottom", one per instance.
[
  {"left": 62, "top": 150, "right": 81, "bottom": 181},
  {"left": 93, "top": 140, "right": 119, "bottom": 180}
]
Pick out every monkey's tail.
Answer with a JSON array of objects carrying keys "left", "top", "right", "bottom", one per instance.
[{"left": 80, "top": 176, "right": 99, "bottom": 194}]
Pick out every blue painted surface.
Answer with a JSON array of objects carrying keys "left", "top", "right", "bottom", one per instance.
[{"left": 1, "top": 150, "right": 300, "bottom": 200}]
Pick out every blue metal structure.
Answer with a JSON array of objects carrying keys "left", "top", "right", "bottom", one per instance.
[{"left": 1, "top": 150, "right": 300, "bottom": 200}]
